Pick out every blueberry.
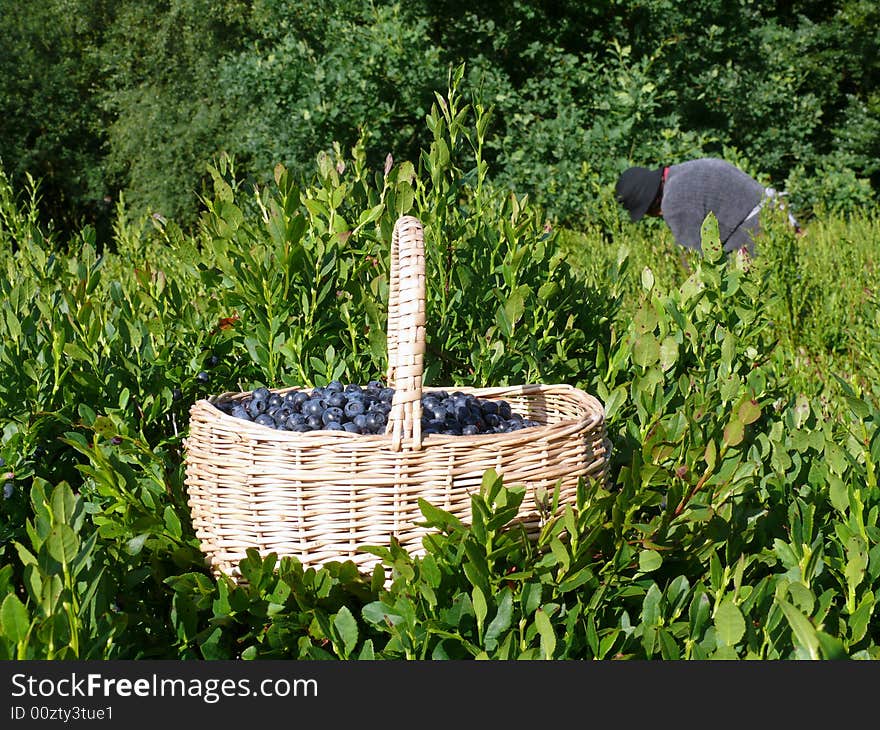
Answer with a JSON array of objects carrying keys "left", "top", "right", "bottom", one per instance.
[
  {"left": 379, "top": 387, "right": 395, "bottom": 404},
  {"left": 498, "top": 401, "right": 512, "bottom": 419},
  {"left": 231, "top": 405, "right": 251, "bottom": 421},
  {"left": 172, "top": 387, "right": 183, "bottom": 401},
  {"left": 365, "top": 411, "right": 387, "bottom": 433},
  {"left": 247, "top": 399, "right": 268, "bottom": 418},
  {"left": 344, "top": 383, "right": 363, "bottom": 396},
  {"left": 3, "top": 482, "right": 12, "bottom": 500},
  {"left": 302, "top": 399, "right": 325, "bottom": 417},
  {"left": 462, "top": 424, "right": 479, "bottom": 436},
  {"left": 290, "top": 423, "right": 310, "bottom": 432},
  {"left": 0, "top": 457, "right": 4, "bottom": 468},
  {"left": 326, "top": 380, "right": 344, "bottom": 393},
  {"left": 306, "top": 415, "right": 323, "bottom": 430},
  {"left": 344, "top": 399, "right": 365, "bottom": 418},
  {"left": 324, "top": 421, "right": 344, "bottom": 431},
  {"left": 207, "top": 354, "right": 220, "bottom": 368},
  {"left": 480, "top": 400, "right": 499, "bottom": 416},
  {"left": 322, "top": 407, "right": 344, "bottom": 426},
  {"left": 352, "top": 414, "right": 368, "bottom": 430},
  {"left": 196, "top": 371, "right": 209, "bottom": 384},
  {"left": 369, "top": 401, "right": 391, "bottom": 415},
  {"left": 366, "top": 380, "right": 383, "bottom": 390},
  {"left": 285, "top": 413, "right": 306, "bottom": 429},
  {"left": 484, "top": 413, "right": 502, "bottom": 428},
  {"left": 326, "top": 392, "right": 346, "bottom": 408},
  {"left": 342, "top": 422, "right": 361, "bottom": 433},
  {"left": 252, "top": 387, "right": 271, "bottom": 401},
  {"left": 290, "top": 391, "right": 309, "bottom": 410},
  {"left": 268, "top": 394, "right": 284, "bottom": 409},
  {"left": 254, "top": 414, "right": 276, "bottom": 428}
]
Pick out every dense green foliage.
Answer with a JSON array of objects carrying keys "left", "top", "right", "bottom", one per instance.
[
  {"left": 1, "top": 80, "right": 878, "bottom": 659},
  {"left": 1, "top": 0, "right": 879, "bottom": 239}
]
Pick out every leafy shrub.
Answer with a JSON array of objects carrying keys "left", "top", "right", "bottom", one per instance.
[{"left": 1, "top": 77, "right": 879, "bottom": 661}]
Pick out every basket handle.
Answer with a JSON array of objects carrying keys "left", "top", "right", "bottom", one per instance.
[{"left": 386, "top": 215, "right": 426, "bottom": 451}]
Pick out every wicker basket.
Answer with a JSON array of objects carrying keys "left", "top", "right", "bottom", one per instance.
[{"left": 184, "top": 215, "right": 609, "bottom": 580}]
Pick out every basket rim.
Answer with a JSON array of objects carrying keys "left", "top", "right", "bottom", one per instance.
[{"left": 190, "top": 382, "right": 605, "bottom": 447}]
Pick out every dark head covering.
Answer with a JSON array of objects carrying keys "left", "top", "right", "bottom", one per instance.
[{"left": 615, "top": 166, "right": 664, "bottom": 222}]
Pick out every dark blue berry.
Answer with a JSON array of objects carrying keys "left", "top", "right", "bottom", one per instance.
[
  {"left": 326, "top": 392, "right": 346, "bottom": 408},
  {"left": 344, "top": 399, "right": 365, "bottom": 418},
  {"left": 302, "top": 399, "right": 324, "bottom": 417},
  {"left": 322, "top": 407, "right": 344, "bottom": 426},
  {"left": 247, "top": 399, "right": 268, "bottom": 418},
  {"left": 379, "top": 387, "right": 395, "bottom": 404},
  {"left": 252, "top": 387, "right": 271, "bottom": 401},
  {"left": 254, "top": 414, "right": 276, "bottom": 428},
  {"left": 231, "top": 405, "right": 251, "bottom": 421},
  {"left": 365, "top": 411, "right": 386, "bottom": 433}
]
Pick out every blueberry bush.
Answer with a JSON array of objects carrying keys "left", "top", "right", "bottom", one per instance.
[{"left": 1, "top": 79, "right": 879, "bottom": 660}]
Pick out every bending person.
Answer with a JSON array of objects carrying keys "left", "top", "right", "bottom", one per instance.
[{"left": 615, "top": 157, "right": 802, "bottom": 255}]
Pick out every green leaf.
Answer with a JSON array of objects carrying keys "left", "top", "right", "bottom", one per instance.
[
  {"left": 632, "top": 334, "right": 660, "bottom": 367},
  {"left": 333, "top": 606, "right": 359, "bottom": 658},
  {"left": 828, "top": 476, "right": 848, "bottom": 514},
  {"left": 50, "top": 482, "right": 78, "bottom": 526},
  {"left": 659, "top": 336, "right": 678, "bottom": 371},
  {"left": 638, "top": 549, "right": 663, "bottom": 573},
  {"left": 534, "top": 608, "right": 556, "bottom": 659},
  {"left": 777, "top": 598, "right": 819, "bottom": 659},
  {"left": 723, "top": 418, "right": 745, "bottom": 447},
  {"left": 737, "top": 399, "right": 761, "bottom": 425},
  {"left": 47, "top": 524, "right": 79, "bottom": 565},
  {"left": 0, "top": 594, "right": 30, "bottom": 643},
  {"left": 485, "top": 589, "right": 513, "bottom": 650},
  {"left": 816, "top": 631, "right": 849, "bottom": 660},
  {"left": 714, "top": 597, "right": 745, "bottom": 646},
  {"left": 472, "top": 586, "right": 488, "bottom": 636},
  {"left": 700, "top": 214, "right": 723, "bottom": 262},
  {"left": 362, "top": 602, "right": 394, "bottom": 627},
  {"left": 163, "top": 506, "right": 182, "bottom": 539},
  {"left": 845, "top": 536, "right": 868, "bottom": 594}
]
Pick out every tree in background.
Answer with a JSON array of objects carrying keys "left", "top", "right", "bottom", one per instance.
[
  {"left": 0, "top": 0, "right": 877, "bottom": 241},
  {"left": 0, "top": 0, "right": 114, "bottom": 240}
]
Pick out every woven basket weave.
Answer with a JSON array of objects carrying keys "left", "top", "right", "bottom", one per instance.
[{"left": 184, "top": 215, "right": 609, "bottom": 579}]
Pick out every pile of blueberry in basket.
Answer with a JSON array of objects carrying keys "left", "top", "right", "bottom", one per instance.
[{"left": 212, "top": 380, "right": 542, "bottom": 436}]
